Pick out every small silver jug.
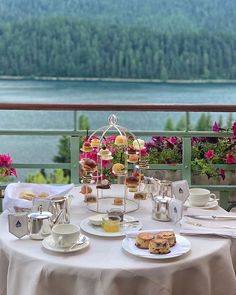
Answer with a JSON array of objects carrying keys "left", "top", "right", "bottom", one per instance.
[
  {"left": 152, "top": 195, "right": 172, "bottom": 221},
  {"left": 156, "top": 180, "right": 172, "bottom": 197},
  {"left": 50, "top": 195, "right": 72, "bottom": 224}
]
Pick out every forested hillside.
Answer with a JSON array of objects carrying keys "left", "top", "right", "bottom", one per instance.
[
  {"left": 1, "top": 0, "right": 236, "bottom": 33},
  {"left": 0, "top": 0, "right": 236, "bottom": 79}
]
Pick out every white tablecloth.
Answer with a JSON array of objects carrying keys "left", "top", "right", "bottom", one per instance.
[{"left": 1, "top": 185, "right": 236, "bottom": 295}]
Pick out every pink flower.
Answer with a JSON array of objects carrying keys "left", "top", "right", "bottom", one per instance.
[
  {"left": 219, "top": 169, "right": 225, "bottom": 180},
  {"left": 231, "top": 122, "right": 236, "bottom": 136},
  {"left": 0, "top": 154, "right": 17, "bottom": 177},
  {"left": 212, "top": 122, "right": 220, "bottom": 132},
  {"left": 168, "top": 137, "right": 177, "bottom": 144},
  {"left": 205, "top": 150, "right": 214, "bottom": 160},
  {"left": 226, "top": 154, "right": 236, "bottom": 164}
]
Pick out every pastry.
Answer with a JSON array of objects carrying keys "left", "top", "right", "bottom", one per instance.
[
  {"left": 134, "top": 192, "right": 147, "bottom": 200},
  {"left": 113, "top": 197, "right": 123, "bottom": 205},
  {"left": 82, "top": 174, "right": 92, "bottom": 184},
  {"left": 19, "top": 191, "right": 35, "bottom": 201},
  {"left": 127, "top": 154, "right": 139, "bottom": 163},
  {"left": 135, "top": 232, "right": 154, "bottom": 249},
  {"left": 96, "top": 179, "right": 111, "bottom": 189},
  {"left": 84, "top": 195, "right": 97, "bottom": 203},
  {"left": 127, "top": 146, "right": 136, "bottom": 154},
  {"left": 157, "top": 231, "right": 176, "bottom": 247},
  {"left": 149, "top": 238, "right": 170, "bottom": 254},
  {"left": 125, "top": 175, "right": 139, "bottom": 188},
  {"left": 138, "top": 159, "right": 149, "bottom": 169},
  {"left": 112, "top": 163, "right": 125, "bottom": 175},
  {"left": 114, "top": 135, "right": 127, "bottom": 146},
  {"left": 81, "top": 141, "right": 93, "bottom": 153},
  {"left": 38, "top": 192, "right": 49, "bottom": 198},
  {"left": 81, "top": 158, "right": 97, "bottom": 172},
  {"left": 98, "top": 147, "right": 113, "bottom": 160},
  {"left": 80, "top": 185, "right": 93, "bottom": 195},
  {"left": 90, "top": 138, "right": 100, "bottom": 148},
  {"left": 133, "top": 139, "right": 145, "bottom": 150}
]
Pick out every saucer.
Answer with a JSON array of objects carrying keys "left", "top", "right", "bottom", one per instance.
[
  {"left": 184, "top": 198, "right": 218, "bottom": 209},
  {"left": 80, "top": 215, "right": 142, "bottom": 237},
  {"left": 42, "top": 234, "right": 89, "bottom": 253}
]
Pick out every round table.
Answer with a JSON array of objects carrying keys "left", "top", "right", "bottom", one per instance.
[{"left": 0, "top": 186, "right": 236, "bottom": 295}]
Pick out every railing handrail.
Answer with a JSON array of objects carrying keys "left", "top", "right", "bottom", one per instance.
[{"left": 0, "top": 103, "right": 236, "bottom": 112}]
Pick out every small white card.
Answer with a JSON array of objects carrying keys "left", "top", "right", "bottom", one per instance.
[
  {"left": 171, "top": 180, "right": 189, "bottom": 203},
  {"left": 169, "top": 199, "right": 183, "bottom": 222},
  {"left": 8, "top": 213, "right": 28, "bottom": 238}
]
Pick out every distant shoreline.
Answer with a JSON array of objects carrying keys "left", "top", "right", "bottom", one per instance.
[{"left": 1, "top": 76, "right": 236, "bottom": 84}]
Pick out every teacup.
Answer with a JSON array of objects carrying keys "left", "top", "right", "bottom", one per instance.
[
  {"left": 189, "top": 188, "right": 216, "bottom": 207},
  {"left": 52, "top": 224, "right": 80, "bottom": 248},
  {"left": 102, "top": 215, "right": 121, "bottom": 233}
]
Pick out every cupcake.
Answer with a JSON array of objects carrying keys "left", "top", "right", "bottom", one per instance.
[
  {"left": 98, "top": 147, "right": 113, "bottom": 160},
  {"left": 81, "top": 141, "right": 93, "bottom": 153},
  {"left": 125, "top": 175, "right": 139, "bottom": 188}
]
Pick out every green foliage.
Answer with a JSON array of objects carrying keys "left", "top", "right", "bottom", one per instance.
[
  {"left": 53, "top": 136, "right": 70, "bottom": 163},
  {"left": 25, "top": 169, "right": 69, "bottom": 184},
  {"left": 164, "top": 117, "right": 174, "bottom": 131},
  {"left": 194, "top": 113, "right": 212, "bottom": 131},
  {"left": 0, "top": 17, "right": 235, "bottom": 79}
]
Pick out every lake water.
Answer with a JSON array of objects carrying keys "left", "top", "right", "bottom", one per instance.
[{"left": 0, "top": 79, "right": 235, "bottom": 180}]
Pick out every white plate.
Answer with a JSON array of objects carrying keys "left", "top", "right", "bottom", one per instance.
[
  {"left": 80, "top": 215, "right": 142, "bottom": 237},
  {"left": 122, "top": 234, "right": 191, "bottom": 259},
  {"left": 42, "top": 234, "right": 89, "bottom": 253},
  {"left": 184, "top": 198, "right": 218, "bottom": 209}
]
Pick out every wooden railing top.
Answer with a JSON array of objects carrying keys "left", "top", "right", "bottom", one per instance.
[{"left": 0, "top": 103, "right": 235, "bottom": 112}]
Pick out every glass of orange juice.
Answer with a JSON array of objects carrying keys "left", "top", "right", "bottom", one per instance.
[{"left": 102, "top": 215, "right": 121, "bottom": 233}]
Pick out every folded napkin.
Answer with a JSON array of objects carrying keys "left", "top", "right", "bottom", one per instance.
[
  {"left": 3, "top": 182, "right": 74, "bottom": 211},
  {"left": 180, "top": 208, "right": 236, "bottom": 238}
]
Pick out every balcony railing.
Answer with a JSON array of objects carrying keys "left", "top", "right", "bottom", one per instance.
[{"left": 0, "top": 102, "right": 236, "bottom": 211}]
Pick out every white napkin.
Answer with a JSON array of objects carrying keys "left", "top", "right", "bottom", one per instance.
[
  {"left": 180, "top": 208, "right": 236, "bottom": 238},
  {"left": 3, "top": 182, "right": 74, "bottom": 211}
]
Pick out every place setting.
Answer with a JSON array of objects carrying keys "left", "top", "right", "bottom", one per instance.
[
  {"left": 80, "top": 208, "right": 142, "bottom": 237},
  {"left": 42, "top": 224, "right": 90, "bottom": 253},
  {"left": 183, "top": 188, "right": 219, "bottom": 209}
]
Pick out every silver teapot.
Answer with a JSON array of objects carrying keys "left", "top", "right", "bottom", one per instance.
[
  {"left": 152, "top": 195, "right": 172, "bottom": 221},
  {"left": 8, "top": 205, "right": 64, "bottom": 240}
]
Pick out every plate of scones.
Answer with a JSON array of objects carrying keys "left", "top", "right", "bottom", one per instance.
[{"left": 122, "top": 230, "right": 191, "bottom": 259}]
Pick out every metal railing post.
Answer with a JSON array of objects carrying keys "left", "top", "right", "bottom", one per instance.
[{"left": 70, "top": 135, "right": 80, "bottom": 185}]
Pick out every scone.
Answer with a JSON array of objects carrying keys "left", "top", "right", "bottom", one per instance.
[
  {"left": 135, "top": 232, "right": 154, "bottom": 249},
  {"left": 38, "top": 192, "right": 49, "bottom": 198},
  {"left": 80, "top": 185, "right": 93, "bottom": 195},
  {"left": 157, "top": 231, "right": 176, "bottom": 247},
  {"left": 149, "top": 238, "right": 170, "bottom": 254},
  {"left": 19, "top": 191, "right": 35, "bottom": 201},
  {"left": 113, "top": 197, "right": 123, "bottom": 205}
]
